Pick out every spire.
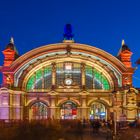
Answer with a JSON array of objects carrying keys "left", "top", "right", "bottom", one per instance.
[
  {"left": 10, "top": 37, "right": 14, "bottom": 44},
  {"left": 5, "top": 37, "right": 14, "bottom": 50},
  {"left": 63, "top": 24, "right": 74, "bottom": 42},
  {"left": 8, "top": 37, "right": 19, "bottom": 55},
  {"left": 121, "top": 39, "right": 130, "bottom": 51},
  {"left": 3, "top": 37, "right": 19, "bottom": 63},
  {"left": 122, "top": 39, "right": 125, "bottom": 46},
  {"left": 117, "top": 39, "right": 130, "bottom": 56}
]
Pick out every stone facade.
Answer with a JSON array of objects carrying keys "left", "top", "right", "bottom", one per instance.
[{"left": 0, "top": 37, "right": 140, "bottom": 121}]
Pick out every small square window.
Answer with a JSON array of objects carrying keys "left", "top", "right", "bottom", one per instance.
[{"left": 65, "top": 63, "right": 72, "bottom": 70}]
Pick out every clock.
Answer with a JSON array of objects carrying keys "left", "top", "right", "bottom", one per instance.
[{"left": 65, "top": 78, "right": 73, "bottom": 85}]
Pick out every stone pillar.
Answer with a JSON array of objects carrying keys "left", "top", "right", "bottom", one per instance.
[
  {"left": 122, "top": 92, "right": 127, "bottom": 115},
  {"left": 81, "top": 95, "right": 89, "bottom": 119},
  {"left": 20, "top": 93, "right": 24, "bottom": 120},
  {"left": 81, "top": 63, "right": 86, "bottom": 89},
  {"left": 10, "top": 93, "right": 22, "bottom": 120},
  {"left": 77, "top": 107, "right": 82, "bottom": 119},
  {"left": 50, "top": 96, "right": 56, "bottom": 119},
  {"left": 0, "top": 89, "right": 10, "bottom": 120},
  {"left": 23, "top": 94, "right": 28, "bottom": 120},
  {"left": 49, "top": 93, "right": 59, "bottom": 119},
  {"left": 52, "top": 63, "right": 56, "bottom": 89},
  {"left": 9, "top": 93, "right": 13, "bottom": 120},
  {"left": 25, "top": 106, "right": 29, "bottom": 120},
  {"left": 114, "top": 92, "right": 123, "bottom": 121},
  {"left": 56, "top": 107, "right": 60, "bottom": 119},
  {"left": 126, "top": 92, "right": 137, "bottom": 121}
]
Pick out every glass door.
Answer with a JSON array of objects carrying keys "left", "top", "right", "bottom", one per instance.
[
  {"left": 60, "top": 101, "right": 77, "bottom": 119},
  {"left": 90, "top": 102, "right": 106, "bottom": 120},
  {"left": 30, "top": 102, "right": 48, "bottom": 120}
]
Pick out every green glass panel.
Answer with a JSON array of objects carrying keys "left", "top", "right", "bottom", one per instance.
[
  {"left": 35, "top": 69, "right": 43, "bottom": 89},
  {"left": 36, "top": 70, "right": 42, "bottom": 80},
  {"left": 86, "top": 66, "right": 110, "bottom": 90},
  {"left": 44, "top": 66, "right": 52, "bottom": 89},
  {"left": 93, "top": 69, "right": 110, "bottom": 90},
  {"left": 26, "top": 65, "right": 52, "bottom": 91},
  {"left": 27, "top": 75, "right": 35, "bottom": 90},
  {"left": 86, "top": 66, "right": 93, "bottom": 75},
  {"left": 44, "top": 67, "right": 51, "bottom": 73}
]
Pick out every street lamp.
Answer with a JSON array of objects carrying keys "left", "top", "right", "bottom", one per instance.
[{"left": 111, "top": 90, "right": 117, "bottom": 140}]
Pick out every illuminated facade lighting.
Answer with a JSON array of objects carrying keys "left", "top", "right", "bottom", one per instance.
[{"left": 0, "top": 25, "right": 140, "bottom": 121}]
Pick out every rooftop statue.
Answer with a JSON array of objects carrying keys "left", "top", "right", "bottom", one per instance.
[{"left": 63, "top": 24, "right": 74, "bottom": 40}]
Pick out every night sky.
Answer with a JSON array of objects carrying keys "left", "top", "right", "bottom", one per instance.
[{"left": 0, "top": 0, "right": 140, "bottom": 87}]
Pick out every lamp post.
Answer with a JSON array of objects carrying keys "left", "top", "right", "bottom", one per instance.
[{"left": 112, "top": 90, "right": 117, "bottom": 140}]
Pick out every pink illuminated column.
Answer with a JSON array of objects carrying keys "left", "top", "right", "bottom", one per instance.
[{"left": 0, "top": 88, "right": 10, "bottom": 120}]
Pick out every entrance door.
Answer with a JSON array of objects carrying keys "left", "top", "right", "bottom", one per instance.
[
  {"left": 30, "top": 102, "right": 48, "bottom": 120},
  {"left": 60, "top": 101, "right": 77, "bottom": 119},
  {"left": 90, "top": 102, "right": 106, "bottom": 120}
]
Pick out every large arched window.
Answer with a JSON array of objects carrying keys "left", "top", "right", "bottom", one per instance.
[
  {"left": 26, "top": 62, "right": 110, "bottom": 91},
  {"left": 85, "top": 66, "right": 110, "bottom": 90},
  {"left": 26, "top": 65, "right": 52, "bottom": 90}
]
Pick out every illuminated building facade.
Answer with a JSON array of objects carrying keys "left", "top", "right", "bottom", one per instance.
[{"left": 0, "top": 25, "right": 140, "bottom": 121}]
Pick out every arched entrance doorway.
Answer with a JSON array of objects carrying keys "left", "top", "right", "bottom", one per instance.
[
  {"left": 29, "top": 102, "right": 48, "bottom": 120},
  {"left": 60, "top": 101, "right": 77, "bottom": 119},
  {"left": 90, "top": 102, "right": 106, "bottom": 120}
]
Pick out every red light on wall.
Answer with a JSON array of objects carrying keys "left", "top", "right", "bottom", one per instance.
[{"left": 72, "top": 109, "right": 77, "bottom": 115}]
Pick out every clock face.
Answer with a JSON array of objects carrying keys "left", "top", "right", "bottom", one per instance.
[{"left": 65, "top": 78, "right": 73, "bottom": 85}]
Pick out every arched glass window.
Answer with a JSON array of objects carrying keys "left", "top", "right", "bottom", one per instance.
[
  {"left": 85, "top": 66, "right": 110, "bottom": 90},
  {"left": 30, "top": 102, "right": 48, "bottom": 120},
  {"left": 26, "top": 62, "right": 110, "bottom": 90},
  {"left": 26, "top": 65, "right": 52, "bottom": 91}
]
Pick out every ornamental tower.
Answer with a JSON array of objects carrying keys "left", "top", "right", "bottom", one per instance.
[
  {"left": 2, "top": 37, "right": 19, "bottom": 66},
  {"left": 2, "top": 37, "right": 19, "bottom": 86},
  {"left": 118, "top": 40, "right": 132, "bottom": 67},
  {"left": 117, "top": 40, "right": 134, "bottom": 87}
]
